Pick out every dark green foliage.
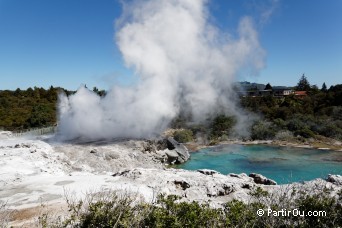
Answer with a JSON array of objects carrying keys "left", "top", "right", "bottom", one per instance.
[
  {"left": 79, "top": 197, "right": 134, "bottom": 227},
  {"left": 210, "top": 115, "right": 236, "bottom": 139},
  {"left": 44, "top": 188, "right": 342, "bottom": 228},
  {"left": 293, "top": 189, "right": 342, "bottom": 227},
  {"left": 295, "top": 127, "right": 315, "bottom": 138},
  {"left": 296, "top": 74, "right": 311, "bottom": 91},
  {"left": 0, "top": 87, "right": 60, "bottom": 130},
  {"left": 27, "top": 104, "right": 55, "bottom": 128},
  {"left": 93, "top": 87, "right": 106, "bottom": 97},
  {"left": 251, "top": 121, "right": 276, "bottom": 140},
  {"left": 264, "top": 83, "right": 272, "bottom": 90},
  {"left": 170, "top": 116, "right": 188, "bottom": 129},
  {"left": 0, "top": 87, "right": 106, "bottom": 131},
  {"left": 173, "top": 129, "right": 193, "bottom": 143},
  {"left": 241, "top": 83, "right": 342, "bottom": 140},
  {"left": 143, "top": 195, "right": 223, "bottom": 227},
  {"left": 328, "top": 84, "right": 342, "bottom": 106}
]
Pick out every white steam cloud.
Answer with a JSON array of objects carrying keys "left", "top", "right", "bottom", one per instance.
[{"left": 57, "top": 0, "right": 265, "bottom": 140}]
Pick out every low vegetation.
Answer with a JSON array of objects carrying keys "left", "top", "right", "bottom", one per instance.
[
  {"left": 210, "top": 115, "right": 236, "bottom": 140},
  {"left": 36, "top": 186, "right": 342, "bottom": 227},
  {"left": 173, "top": 129, "right": 194, "bottom": 143}
]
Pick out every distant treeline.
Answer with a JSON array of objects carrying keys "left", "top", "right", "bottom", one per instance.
[
  {"left": 1, "top": 80, "right": 342, "bottom": 142},
  {"left": 172, "top": 77, "right": 342, "bottom": 142},
  {"left": 0, "top": 86, "right": 59, "bottom": 131},
  {"left": 0, "top": 86, "right": 106, "bottom": 131},
  {"left": 240, "top": 83, "right": 342, "bottom": 141}
]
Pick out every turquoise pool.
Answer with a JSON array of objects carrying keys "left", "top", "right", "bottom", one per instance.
[{"left": 177, "top": 144, "right": 342, "bottom": 184}]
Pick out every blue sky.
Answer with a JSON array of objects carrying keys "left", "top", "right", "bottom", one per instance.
[{"left": 0, "top": 0, "right": 341, "bottom": 90}]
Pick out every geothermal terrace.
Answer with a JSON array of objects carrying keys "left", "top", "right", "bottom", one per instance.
[{"left": 0, "top": 132, "right": 341, "bottom": 226}]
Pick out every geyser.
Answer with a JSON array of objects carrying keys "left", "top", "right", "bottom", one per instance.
[{"left": 57, "top": 0, "right": 265, "bottom": 140}]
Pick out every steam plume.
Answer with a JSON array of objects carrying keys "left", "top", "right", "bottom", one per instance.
[{"left": 57, "top": 0, "right": 265, "bottom": 140}]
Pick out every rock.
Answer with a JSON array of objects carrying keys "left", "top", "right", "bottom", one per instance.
[
  {"left": 90, "top": 149, "right": 98, "bottom": 154},
  {"left": 165, "top": 150, "right": 179, "bottom": 164},
  {"left": 104, "top": 152, "right": 120, "bottom": 160},
  {"left": 22, "top": 143, "right": 31, "bottom": 148},
  {"left": 326, "top": 174, "right": 342, "bottom": 185},
  {"left": 197, "top": 169, "right": 218, "bottom": 175},
  {"left": 112, "top": 170, "right": 130, "bottom": 177},
  {"left": 249, "top": 173, "right": 277, "bottom": 185},
  {"left": 229, "top": 173, "right": 248, "bottom": 178},
  {"left": 143, "top": 140, "right": 157, "bottom": 153},
  {"left": 241, "top": 183, "right": 252, "bottom": 189},
  {"left": 229, "top": 173, "right": 251, "bottom": 183},
  {"left": 206, "top": 183, "right": 235, "bottom": 197},
  {"left": 165, "top": 137, "right": 190, "bottom": 164},
  {"left": 166, "top": 137, "right": 179, "bottom": 150},
  {"left": 174, "top": 180, "right": 190, "bottom": 190}
]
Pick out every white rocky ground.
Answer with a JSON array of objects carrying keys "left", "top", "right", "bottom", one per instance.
[{"left": 0, "top": 132, "right": 341, "bottom": 227}]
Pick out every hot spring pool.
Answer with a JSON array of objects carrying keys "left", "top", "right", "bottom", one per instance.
[{"left": 177, "top": 144, "right": 342, "bottom": 184}]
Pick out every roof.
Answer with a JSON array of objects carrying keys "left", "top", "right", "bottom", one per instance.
[{"left": 294, "top": 91, "right": 307, "bottom": 96}]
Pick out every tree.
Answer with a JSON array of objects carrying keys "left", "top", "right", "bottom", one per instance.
[
  {"left": 173, "top": 129, "right": 193, "bottom": 143},
  {"left": 264, "top": 83, "right": 272, "bottom": 90},
  {"left": 296, "top": 74, "right": 311, "bottom": 91},
  {"left": 14, "top": 88, "right": 22, "bottom": 97},
  {"left": 27, "top": 104, "right": 54, "bottom": 127},
  {"left": 310, "top": 84, "right": 319, "bottom": 94},
  {"left": 321, "top": 82, "right": 327, "bottom": 92},
  {"left": 210, "top": 115, "right": 236, "bottom": 138}
]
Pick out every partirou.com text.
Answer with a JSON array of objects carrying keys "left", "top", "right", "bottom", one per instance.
[{"left": 257, "top": 208, "right": 327, "bottom": 217}]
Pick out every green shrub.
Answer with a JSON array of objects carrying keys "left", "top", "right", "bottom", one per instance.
[
  {"left": 295, "top": 127, "right": 315, "bottom": 138},
  {"left": 251, "top": 121, "right": 276, "bottom": 140},
  {"left": 173, "top": 129, "right": 193, "bottom": 143},
  {"left": 274, "top": 130, "right": 293, "bottom": 141},
  {"left": 42, "top": 187, "right": 342, "bottom": 228},
  {"left": 143, "top": 194, "right": 223, "bottom": 227},
  {"left": 210, "top": 115, "right": 236, "bottom": 139}
]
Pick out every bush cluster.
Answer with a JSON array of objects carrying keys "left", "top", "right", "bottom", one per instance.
[
  {"left": 210, "top": 115, "right": 236, "bottom": 140},
  {"left": 173, "top": 129, "right": 193, "bottom": 143},
  {"left": 39, "top": 186, "right": 342, "bottom": 228}
]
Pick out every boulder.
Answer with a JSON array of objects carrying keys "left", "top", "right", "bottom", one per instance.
[
  {"left": 165, "top": 137, "right": 190, "bottom": 164},
  {"left": 197, "top": 169, "right": 218, "bottom": 175},
  {"left": 229, "top": 173, "right": 248, "bottom": 178},
  {"left": 249, "top": 173, "right": 277, "bottom": 185},
  {"left": 174, "top": 180, "right": 191, "bottom": 190},
  {"left": 165, "top": 150, "right": 179, "bottom": 164},
  {"left": 90, "top": 149, "right": 98, "bottom": 154},
  {"left": 326, "top": 174, "right": 342, "bottom": 185},
  {"left": 229, "top": 173, "right": 252, "bottom": 183}
]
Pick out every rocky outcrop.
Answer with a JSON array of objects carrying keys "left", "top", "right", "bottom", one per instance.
[
  {"left": 165, "top": 137, "right": 190, "bottom": 164},
  {"left": 197, "top": 169, "right": 218, "bottom": 175},
  {"left": 112, "top": 168, "right": 255, "bottom": 204},
  {"left": 0, "top": 131, "right": 12, "bottom": 139},
  {"left": 249, "top": 173, "right": 277, "bottom": 185},
  {"left": 326, "top": 174, "right": 342, "bottom": 185}
]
